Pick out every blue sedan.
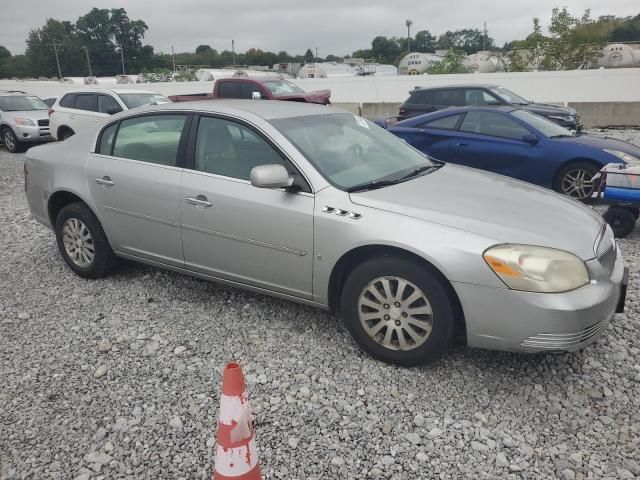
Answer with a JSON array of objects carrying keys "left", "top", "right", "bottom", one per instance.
[{"left": 381, "top": 106, "right": 640, "bottom": 201}]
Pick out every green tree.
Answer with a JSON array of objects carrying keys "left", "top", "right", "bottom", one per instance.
[
  {"left": 426, "top": 50, "right": 468, "bottom": 74},
  {"left": 413, "top": 30, "right": 437, "bottom": 52},
  {"left": 195, "top": 44, "right": 212, "bottom": 55},
  {"left": 0, "top": 55, "right": 31, "bottom": 78},
  {"left": 304, "top": 48, "right": 314, "bottom": 63},
  {"left": 437, "top": 29, "right": 495, "bottom": 54},
  {"left": 26, "top": 19, "right": 83, "bottom": 77},
  {"left": 611, "top": 14, "right": 640, "bottom": 42}
]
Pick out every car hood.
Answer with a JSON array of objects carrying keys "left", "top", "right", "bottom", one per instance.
[
  {"left": 276, "top": 89, "right": 331, "bottom": 104},
  {"left": 4, "top": 109, "right": 50, "bottom": 121},
  {"left": 349, "top": 164, "right": 603, "bottom": 260},
  {"left": 552, "top": 133, "right": 640, "bottom": 157},
  {"left": 522, "top": 103, "right": 576, "bottom": 116}
]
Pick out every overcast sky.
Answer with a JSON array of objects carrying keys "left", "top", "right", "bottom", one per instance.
[{"left": 1, "top": 0, "right": 638, "bottom": 56}]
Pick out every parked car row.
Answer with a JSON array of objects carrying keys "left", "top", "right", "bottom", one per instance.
[{"left": 24, "top": 100, "right": 627, "bottom": 366}]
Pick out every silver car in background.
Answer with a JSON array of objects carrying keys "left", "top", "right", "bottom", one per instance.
[
  {"left": 24, "top": 101, "right": 627, "bottom": 366},
  {"left": 0, "top": 91, "right": 53, "bottom": 153}
]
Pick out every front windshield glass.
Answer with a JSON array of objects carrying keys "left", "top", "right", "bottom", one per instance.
[
  {"left": 490, "top": 87, "right": 529, "bottom": 105},
  {"left": 511, "top": 109, "right": 573, "bottom": 138},
  {"left": 118, "top": 93, "right": 170, "bottom": 109},
  {"left": 0, "top": 95, "right": 48, "bottom": 112},
  {"left": 270, "top": 113, "right": 436, "bottom": 190},
  {"left": 262, "top": 80, "right": 305, "bottom": 96}
]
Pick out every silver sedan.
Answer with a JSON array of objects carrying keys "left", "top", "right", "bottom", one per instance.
[{"left": 24, "top": 101, "right": 627, "bottom": 366}]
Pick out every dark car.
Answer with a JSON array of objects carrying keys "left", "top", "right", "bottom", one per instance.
[
  {"left": 398, "top": 84, "right": 582, "bottom": 131},
  {"left": 169, "top": 77, "right": 331, "bottom": 105},
  {"left": 380, "top": 106, "right": 640, "bottom": 201}
]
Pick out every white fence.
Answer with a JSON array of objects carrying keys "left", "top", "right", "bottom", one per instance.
[{"left": 2, "top": 67, "right": 639, "bottom": 105}]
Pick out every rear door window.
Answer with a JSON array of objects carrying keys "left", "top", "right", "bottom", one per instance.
[
  {"left": 73, "top": 94, "right": 97, "bottom": 112},
  {"left": 98, "top": 95, "right": 122, "bottom": 114},
  {"left": 418, "top": 114, "right": 464, "bottom": 130},
  {"left": 112, "top": 115, "right": 187, "bottom": 166},
  {"left": 218, "top": 81, "right": 242, "bottom": 98},
  {"left": 431, "top": 89, "right": 463, "bottom": 106},
  {"left": 464, "top": 89, "right": 500, "bottom": 106},
  {"left": 407, "top": 90, "right": 433, "bottom": 105},
  {"left": 460, "top": 111, "right": 530, "bottom": 140}
]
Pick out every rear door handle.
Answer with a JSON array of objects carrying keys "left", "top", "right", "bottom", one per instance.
[
  {"left": 186, "top": 195, "right": 212, "bottom": 208},
  {"left": 95, "top": 176, "right": 115, "bottom": 187}
]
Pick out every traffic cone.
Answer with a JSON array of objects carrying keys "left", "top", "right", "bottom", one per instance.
[{"left": 212, "top": 362, "right": 261, "bottom": 480}]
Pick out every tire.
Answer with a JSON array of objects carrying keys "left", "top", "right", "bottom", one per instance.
[
  {"left": 553, "top": 161, "right": 600, "bottom": 202},
  {"left": 2, "top": 127, "right": 24, "bottom": 153},
  {"left": 340, "top": 256, "right": 456, "bottom": 367},
  {"left": 55, "top": 202, "right": 118, "bottom": 278},
  {"left": 58, "top": 128, "right": 74, "bottom": 141},
  {"left": 603, "top": 207, "right": 636, "bottom": 238}
]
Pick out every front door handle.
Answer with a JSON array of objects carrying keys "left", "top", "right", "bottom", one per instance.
[
  {"left": 95, "top": 176, "right": 115, "bottom": 187},
  {"left": 185, "top": 195, "right": 212, "bottom": 208},
  {"left": 456, "top": 142, "right": 468, "bottom": 147}
]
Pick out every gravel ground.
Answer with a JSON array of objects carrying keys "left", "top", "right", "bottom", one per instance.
[{"left": 1, "top": 130, "right": 640, "bottom": 480}]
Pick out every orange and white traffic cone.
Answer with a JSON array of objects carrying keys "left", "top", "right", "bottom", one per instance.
[{"left": 212, "top": 363, "right": 261, "bottom": 480}]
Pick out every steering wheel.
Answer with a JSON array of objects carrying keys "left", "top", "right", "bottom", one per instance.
[{"left": 346, "top": 144, "right": 364, "bottom": 162}]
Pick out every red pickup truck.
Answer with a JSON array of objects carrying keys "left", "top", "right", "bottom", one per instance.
[{"left": 169, "top": 77, "right": 331, "bottom": 104}]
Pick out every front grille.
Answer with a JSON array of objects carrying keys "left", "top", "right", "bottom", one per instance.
[
  {"left": 595, "top": 223, "right": 616, "bottom": 275},
  {"left": 37, "top": 119, "right": 49, "bottom": 127},
  {"left": 521, "top": 317, "right": 610, "bottom": 349}
]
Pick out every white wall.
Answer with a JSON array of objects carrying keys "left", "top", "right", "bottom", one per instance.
[{"left": 2, "top": 68, "right": 639, "bottom": 104}]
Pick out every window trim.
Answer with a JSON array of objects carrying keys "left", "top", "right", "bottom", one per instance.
[
  {"left": 186, "top": 113, "right": 313, "bottom": 194},
  {"left": 94, "top": 112, "right": 193, "bottom": 167},
  {"left": 457, "top": 111, "right": 533, "bottom": 142}
]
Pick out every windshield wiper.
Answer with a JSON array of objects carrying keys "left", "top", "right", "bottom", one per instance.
[
  {"left": 346, "top": 179, "right": 401, "bottom": 193},
  {"left": 398, "top": 164, "right": 442, "bottom": 181}
]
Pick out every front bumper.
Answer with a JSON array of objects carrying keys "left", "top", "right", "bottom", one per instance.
[
  {"left": 453, "top": 249, "right": 626, "bottom": 353},
  {"left": 12, "top": 124, "right": 53, "bottom": 143}
]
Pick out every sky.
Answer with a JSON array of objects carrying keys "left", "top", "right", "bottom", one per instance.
[{"left": 1, "top": 0, "right": 638, "bottom": 56}]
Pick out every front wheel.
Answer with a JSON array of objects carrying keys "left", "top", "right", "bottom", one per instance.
[
  {"left": 2, "top": 127, "right": 24, "bottom": 153},
  {"left": 55, "top": 202, "right": 118, "bottom": 278},
  {"left": 554, "top": 162, "right": 599, "bottom": 202},
  {"left": 340, "top": 256, "right": 455, "bottom": 366}
]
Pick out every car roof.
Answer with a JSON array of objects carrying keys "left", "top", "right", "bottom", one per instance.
[
  {"left": 411, "top": 83, "right": 499, "bottom": 93},
  {"left": 130, "top": 99, "right": 344, "bottom": 120},
  {"left": 217, "top": 77, "right": 287, "bottom": 83},
  {"left": 394, "top": 105, "right": 519, "bottom": 126},
  {"left": 0, "top": 90, "right": 31, "bottom": 97},
  {"left": 61, "top": 88, "right": 161, "bottom": 95}
]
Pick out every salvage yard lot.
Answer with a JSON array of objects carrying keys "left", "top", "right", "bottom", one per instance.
[{"left": 1, "top": 131, "right": 640, "bottom": 479}]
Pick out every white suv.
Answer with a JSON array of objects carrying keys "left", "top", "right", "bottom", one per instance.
[{"left": 49, "top": 89, "right": 170, "bottom": 140}]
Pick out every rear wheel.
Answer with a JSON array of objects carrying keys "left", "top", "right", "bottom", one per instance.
[
  {"left": 603, "top": 206, "right": 636, "bottom": 238},
  {"left": 2, "top": 127, "right": 24, "bottom": 153},
  {"left": 340, "top": 256, "right": 455, "bottom": 366},
  {"left": 554, "top": 162, "right": 599, "bottom": 202},
  {"left": 55, "top": 202, "right": 118, "bottom": 278}
]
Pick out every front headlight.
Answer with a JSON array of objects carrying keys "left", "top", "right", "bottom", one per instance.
[
  {"left": 484, "top": 244, "right": 589, "bottom": 293},
  {"left": 603, "top": 149, "right": 640, "bottom": 165},
  {"left": 14, "top": 117, "right": 36, "bottom": 126}
]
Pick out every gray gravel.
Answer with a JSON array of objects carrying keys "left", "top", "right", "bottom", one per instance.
[{"left": 1, "top": 131, "right": 640, "bottom": 479}]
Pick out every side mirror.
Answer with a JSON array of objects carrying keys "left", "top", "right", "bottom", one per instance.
[
  {"left": 250, "top": 164, "right": 293, "bottom": 189},
  {"left": 106, "top": 106, "right": 122, "bottom": 115},
  {"left": 522, "top": 133, "right": 539, "bottom": 145},
  {"left": 251, "top": 91, "right": 262, "bottom": 100}
]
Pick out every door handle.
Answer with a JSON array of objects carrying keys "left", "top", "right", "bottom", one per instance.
[
  {"left": 95, "top": 176, "right": 115, "bottom": 187},
  {"left": 456, "top": 142, "right": 469, "bottom": 147},
  {"left": 185, "top": 195, "right": 212, "bottom": 208}
]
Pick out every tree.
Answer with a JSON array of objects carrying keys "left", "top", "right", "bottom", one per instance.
[
  {"left": 413, "top": 30, "right": 437, "bottom": 53},
  {"left": 426, "top": 50, "right": 468, "bottom": 74},
  {"left": 195, "top": 44, "right": 212, "bottom": 55},
  {"left": 304, "top": 48, "right": 314, "bottom": 63},
  {"left": 0, "top": 55, "right": 31, "bottom": 78},
  {"left": 0, "top": 46, "right": 10, "bottom": 63},
  {"left": 437, "top": 29, "right": 495, "bottom": 54},
  {"left": 26, "top": 19, "right": 83, "bottom": 77},
  {"left": 611, "top": 14, "right": 640, "bottom": 42}
]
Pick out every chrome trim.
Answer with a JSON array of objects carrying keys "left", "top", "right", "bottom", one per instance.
[
  {"left": 103, "top": 205, "right": 178, "bottom": 227},
  {"left": 521, "top": 316, "right": 611, "bottom": 349},
  {"left": 181, "top": 223, "right": 307, "bottom": 256}
]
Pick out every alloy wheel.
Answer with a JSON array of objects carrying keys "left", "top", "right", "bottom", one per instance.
[
  {"left": 561, "top": 168, "right": 595, "bottom": 200},
  {"left": 357, "top": 276, "right": 433, "bottom": 351},
  {"left": 3, "top": 130, "right": 15, "bottom": 151},
  {"left": 62, "top": 218, "right": 95, "bottom": 267}
]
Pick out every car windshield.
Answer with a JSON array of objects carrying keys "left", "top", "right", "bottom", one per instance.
[
  {"left": 0, "top": 95, "right": 48, "bottom": 112},
  {"left": 490, "top": 87, "right": 530, "bottom": 105},
  {"left": 270, "top": 113, "right": 437, "bottom": 190},
  {"left": 511, "top": 109, "right": 573, "bottom": 138},
  {"left": 262, "top": 80, "right": 305, "bottom": 96},
  {"left": 117, "top": 93, "right": 170, "bottom": 109}
]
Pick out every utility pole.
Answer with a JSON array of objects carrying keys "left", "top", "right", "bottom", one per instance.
[
  {"left": 483, "top": 22, "right": 488, "bottom": 51},
  {"left": 81, "top": 46, "right": 93, "bottom": 77},
  {"left": 47, "top": 41, "right": 63, "bottom": 80},
  {"left": 232, "top": 39, "right": 236, "bottom": 67},
  {"left": 117, "top": 44, "right": 126, "bottom": 75},
  {"left": 406, "top": 19, "right": 413, "bottom": 53},
  {"left": 315, "top": 47, "right": 318, "bottom": 63},
  {"left": 171, "top": 45, "right": 176, "bottom": 72}
]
